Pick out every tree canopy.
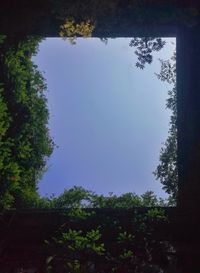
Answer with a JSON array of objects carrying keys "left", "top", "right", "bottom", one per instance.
[
  {"left": 0, "top": 36, "right": 54, "bottom": 208},
  {"left": 131, "top": 38, "right": 177, "bottom": 203},
  {"left": 153, "top": 52, "right": 177, "bottom": 202},
  {"left": 37, "top": 186, "right": 173, "bottom": 209}
]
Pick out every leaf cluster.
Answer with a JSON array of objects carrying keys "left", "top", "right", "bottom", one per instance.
[
  {"left": 0, "top": 36, "right": 54, "bottom": 208},
  {"left": 39, "top": 186, "right": 172, "bottom": 209},
  {"left": 129, "top": 37, "right": 166, "bottom": 69},
  {"left": 59, "top": 18, "right": 95, "bottom": 44}
]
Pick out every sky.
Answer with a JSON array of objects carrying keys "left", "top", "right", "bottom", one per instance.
[{"left": 32, "top": 37, "right": 176, "bottom": 198}]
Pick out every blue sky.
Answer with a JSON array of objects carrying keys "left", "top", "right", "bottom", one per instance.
[{"left": 32, "top": 37, "right": 176, "bottom": 198}]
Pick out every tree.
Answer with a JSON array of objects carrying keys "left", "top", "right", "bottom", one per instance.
[
  {"left": 0, "top": 36, "right": 54, "bottom": 208},
  {"left": 131, "top": 38, "right": 177, "bottom": 203},
  {"left": 153, "top": 52, "right": 177, "bottom": 202},
  {"left": 39, "top": 186, "right": 171, "bottom": 209},
  {"left": 49, "top": 186, "right": 93, "bottom": 208}
]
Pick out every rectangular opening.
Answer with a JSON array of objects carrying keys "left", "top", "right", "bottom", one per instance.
[
  {"left": 0, "top": 1, "right": 184, "bottom": 270},
  {"left": 31, "top": 36, "right": 177, "bottom": 206}
]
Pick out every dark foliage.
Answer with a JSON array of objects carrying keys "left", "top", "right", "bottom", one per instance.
[
  {"left": 45, "top": 207, "right": 170, "bottom": 273},
  {"left": 129, "top": 38, "right": 166, "bottom": 69},
  {"left": 153, "top": 53, "right": 177, "bottom": 202}
]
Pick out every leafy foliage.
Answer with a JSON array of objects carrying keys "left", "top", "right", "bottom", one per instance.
[
  {"left": 39, "top": 186, "right": 172, "bottom": 209},
  {"left": 132, "top": 38, "right": 177, "bottom": 203},
  {"left": 45, "top": 204, "right": 170, "bottom": 273},
  {"left": 59, "top": 18, "right": 95, "bottom": 44},
  {"left": 0, "top": 36, "right": 54, "bottom": 208},
  {"left": 46, "top": 227, "right": 105, "bottom": 273},
  {"left": 153, "top": 52, "right": 177, "bottom": 202},
  {"left": 129, "top": 38, "right": 166, "bottom": 69}
]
